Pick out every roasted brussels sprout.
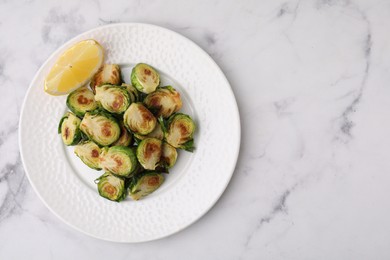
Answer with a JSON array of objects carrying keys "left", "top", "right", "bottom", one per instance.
[
  {"left": 136, "top": 138, "right": 162, "bottom": 170},
  {"left": 74, "top": 141, "right": 101, "bottom": 170},
  {"left": 129, "top": 172, "right": 164, "bottom": 200},
  {"left": 100, "top": 146, "right": 138, "bottom": 177},
  {"left": 161, "top": 142, "right": 178, "bottom": 169},
  {"left": 144, "top": 86, "right": 182, "bottom": 118},
  {"left": 131, "top": 63, "right": 160, "bottom": 94},
  {"left": 95, "top": 84, "right": 131, "bottom": 114},
  {"left": 123, "top": 103, "right": 156, "bottom": 135},
  {"left": 80, "top": 110, "right": 120, "bottom": 146},
  {"left": 133, "top": 123, "right": 163, "bottom": 142},
  {"left": 96, "top": 172, "right": 126, "bottom": 202},
  {"left": 122, "top": 83, "right": 139, "bottom": 103},
  {"left": 165, "top": 113, "right": 196, "bottom": 151},
  {"left": 58, "top": 112, "right": 82, "bottom": 146},
  {"left": 66, "top": 86, "right": 98, "bottom": 117},
  {"left": 112, "top": 122, "right": 132, "bottom": 146},
  {"left": 90, "top": 64, "right": 122, "bottom": 93}
]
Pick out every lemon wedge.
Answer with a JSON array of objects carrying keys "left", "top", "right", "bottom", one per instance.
[{"left": 44, "top": 39, "right": 104, "bottom": 96}]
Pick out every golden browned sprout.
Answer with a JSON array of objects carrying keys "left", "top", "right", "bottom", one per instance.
[{"left": 90, "top": 64, "right": 122, "bottom": 93}]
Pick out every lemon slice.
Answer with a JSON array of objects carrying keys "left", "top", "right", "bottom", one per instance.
[{"left": 44, "top": 40, "right": 104, "bottom": 96}]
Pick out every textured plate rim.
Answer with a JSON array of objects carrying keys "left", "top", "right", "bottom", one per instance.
[{"left": 19, "top": 22, "right": 241, "bottom": 243}]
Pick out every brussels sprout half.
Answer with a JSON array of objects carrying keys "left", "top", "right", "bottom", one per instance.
[
  {"left": 95, "top": 84, "right": 131, "bottom": 114},
  {"left": 58, "top": 112, "right": 82, "bottom": 146},
  {"left": 90, "top": 64, "right": 122, "bottom": 93},
  {"left": 66, "top": 86, "right": 98, "bottom": 117},
  {"left": 161, "top": 142, "right": 178, "bottom": 169},
  {"left": 80, "top": 110, "right": 121, "bottom": 146},
  {"left": 100, "top": 146, "right": 138, "bottom": 177},
  {"left": 74, "top": 140, "right": 102, "bottom": 170},
  {"left": 96, "top": 172, "right": 126, "bottom": 202},
  {"left": 123, "top": 103, "right": 156, "bottom": 135},
  {"left": 144, "top": 86, "right": 182, "bottom": 118},
  {"left": 122, "top": 83, "right": 139, "bottom": 103},
  {"left": 129, "top": 172, "right": 164, "bottom": 200},
  {"left": 131, "top": 63, "right": 160, "bottom": 94},
  {"left": 133, "top": 122, "right": 163, "bottom": 143},
  {"left": 112, "top": 121, "right": 132, "bottom": 146},
  {"left": 136, "top": 138, "right": 162, "bottom": 170},
  {"left": 165, "top": 113, "right": 196, "bottom": 152}
]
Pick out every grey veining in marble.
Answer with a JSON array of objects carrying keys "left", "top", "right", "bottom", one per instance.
[{"left": 2, "top": 0, "right": 390, "bottom": 259}]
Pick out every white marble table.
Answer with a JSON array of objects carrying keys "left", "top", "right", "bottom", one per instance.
[{"left": 1, "top": 0, "right": 390, "bottom": 259}]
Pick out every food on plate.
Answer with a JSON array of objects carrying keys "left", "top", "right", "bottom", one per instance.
[
  {"left": 80, "top": 110, "right": 121, "bottom": 146},
  {"left": 131, "top": 63, "right": 160, "bottom": 94},
  {"left": 90, "top": 64, "right": 122, "bottom": 93},
  {"left": 95, "top": 84, "right": 131, "bottom": 114},
  {"left": 165, "top": 113, "right": 196, "bottom": 152},
  {"left": 161, "top": 142, "right": 178, "bottom": 169},
  {"left": 129, "top": 172, "right": 164, "bottom": 200},
  {"left": 100, "top": 146, "right": 138, "bottom": 177},
  {"left": 58, "top": 112, "right": 82, "bottom": 146},
  {"left": 136, "top": 138, "right": 162, "bottom": 170},
  {"left": 50, "top": 40, "right": 196, "bottom": 202},
  {"left": 66, "top": 86, "right": 98, "bottom": 117},
  {"left": 123, "top": 103, "right": 157, "bottom": 135},
  {"left": 44, "top": 40, "right": 103, "bottom": 95},
  {"left": 74, "top": 141, "right": 102, "bottom": 170},
  {"left": 96, "top": 172, "right": 126, "bottom": 202},
  {"left": 144, "top": 86, "right": 182, "bottom": 118}
]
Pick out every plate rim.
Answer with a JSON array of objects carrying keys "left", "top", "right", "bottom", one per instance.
[{"left": 19, "top": 22, "right": 241, "bottom": 243}]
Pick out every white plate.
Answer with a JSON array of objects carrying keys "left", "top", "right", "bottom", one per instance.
[{"left": 19, "top": 23, "right": 240, "bottom": 242}]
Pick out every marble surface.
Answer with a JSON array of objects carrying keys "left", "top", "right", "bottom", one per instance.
[{"left": 1, "top": 0, "right": 390, "bottom": 259}]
